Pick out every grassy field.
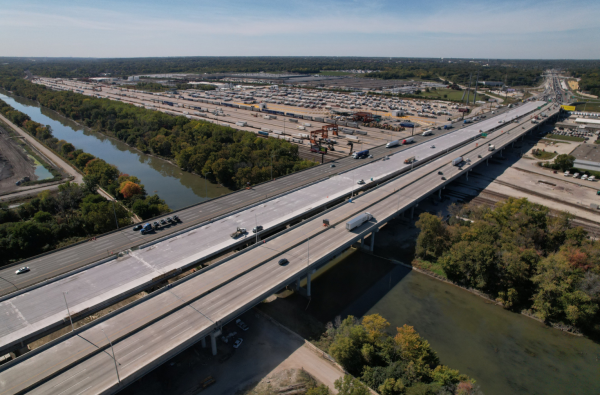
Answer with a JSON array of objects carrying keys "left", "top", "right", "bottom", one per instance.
[
  {"left": 533, "top": 150, "right": 557, "bottom": 160},
  {"left": 412, "top": 258, "right": 447, "bottom": 279},
  {"left": 545, "top": 134, "right": 586, "bottom": 142},
  {"left": 575, "top": 102, "right": 600, "bottom": 112}
]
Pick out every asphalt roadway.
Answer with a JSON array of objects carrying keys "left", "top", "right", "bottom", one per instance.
[
  {"left": 0, "top": 107, "right": 503, "bottom": 298},
  {"left": 0, "top": 102, "right": 557, "bottom": 395}
]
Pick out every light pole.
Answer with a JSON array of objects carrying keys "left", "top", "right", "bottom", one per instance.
[
  {"left": 111, "top": 200, "right": 119, "bottom": 229},
  {"left": 63, "top": 291, "right": 74, "bottom": 332},
  {"left": 100, "top": 328, "right": 121, "bottom": 384},
  {"left": 203, "top": 172, "right": 212, "bottom": 199}
]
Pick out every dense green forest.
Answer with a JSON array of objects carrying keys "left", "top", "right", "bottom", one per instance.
[
  {"left": 571, "top": 68, "right": 600, "bottom": 97},
  {"left": 315, "top": 314, "right": 477, "bottom": 395},
  {"left": 0, "top": 76, "right": 317, "bottom": 189},
  {"left": 0, "top": 98, "right": 170, "bottom": 218},
  {"left": 414, "top": 198, "right": 599, "bottom": 336},
  {"left": 2, "top": 57, "right": 598, "bottom": 88}
]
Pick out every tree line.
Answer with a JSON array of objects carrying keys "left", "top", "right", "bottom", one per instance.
[
  {"left": 0, "top": 76, "right": 317, "bottom": 189},
  {"left": 0, "top": 98, "right": 170, "bottom": 220},
  {"left": 415, "top": 198, "right": 599, "bottom": 335},
  {"left": 313, "top": 314, "right": 477, "bottom": 395}
]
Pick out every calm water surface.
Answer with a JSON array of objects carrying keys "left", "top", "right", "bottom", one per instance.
[{"left": 0, "top": 92, "right": 230, "bottom": 209}]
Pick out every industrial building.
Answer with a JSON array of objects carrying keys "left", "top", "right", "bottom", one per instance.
[{"left": 571, "top": 144, "right": 600, "bottom": 172}]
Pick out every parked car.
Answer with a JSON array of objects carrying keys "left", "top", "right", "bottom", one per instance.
[
  {"left": 233, "top": 338, "right": 243, "bottom": 349},
  {"left": 15, "top": 267, "right": 30, "bottom": 275},
  {"left": 236, "top": 318, "right": 249, "bottom": 331},
  {"left": 133, "top": 225, "right": 143, "bottom": 231}
]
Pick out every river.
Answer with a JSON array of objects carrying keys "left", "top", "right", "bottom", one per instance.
[{"left": 0, "top": 91, "right": 230, "bottom": 209}]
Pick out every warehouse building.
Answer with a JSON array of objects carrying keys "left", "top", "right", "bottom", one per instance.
[{"left": 571, "top": 144, "right": 600, "bottom": 172}]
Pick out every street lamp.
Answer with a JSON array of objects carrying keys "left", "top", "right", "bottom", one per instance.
[
  {"left": 100, "top": 328, "right": 121, "bottom": 384},
  {"left": 63, "top": 291, "right": 74, "bottom": 332}
]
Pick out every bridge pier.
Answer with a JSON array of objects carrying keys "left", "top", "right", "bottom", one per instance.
[
  {"left": 486, "top": 158, "right": 489, "bottom": 166},
  {"left": 500, "top": 149, "right": 503, "bottom": 158},
  {"left": 410, "top": 206, "right": 414, "bottom": 219},
  {"left": 210, "top": 330, "right": 221, "bottom": 356},
  {"left": 466, "top": 171, "right": 468, "bottom": 181},
  {"left": 201, "top": 337, "right": 206, "bottom": 348},
  {"left": 306, "top": 269, "right": 315, "bottom": 297},
  {"left": 370, "top": 230, "right": 378, "bottom": 252},
  {"left": 438, "top": 188, "right": 442, "bottom": 199}
]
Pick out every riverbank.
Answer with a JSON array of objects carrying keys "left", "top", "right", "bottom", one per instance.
[{"left": 0, "top": 91, "right": 231, "bottom": 209}]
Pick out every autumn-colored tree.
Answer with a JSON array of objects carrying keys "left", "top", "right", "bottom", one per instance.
[
  {"left": 120, "top": 181, "right": 143, "bottom": 199},
  {"left": 362, "top": 314, "right": 390, "bottom": 343}
]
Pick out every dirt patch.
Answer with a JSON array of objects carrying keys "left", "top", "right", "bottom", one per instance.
[
  {"left": 242, "top": 368, "right": 321, "bottom": 395},
  {"left": 0, "top": 124, "right": 36, "bottom": 194}
]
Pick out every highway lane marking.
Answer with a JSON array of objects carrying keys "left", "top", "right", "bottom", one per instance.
[
  {"left": 169, "top": 327, "right": 191, "bottom": 340},
  {"left": 163, "top": 320, "right": 189, "bottom": 334},
  {"left": 56, "top": 378, "right": 89, "bottom": 395},
  {"left": 74, "top": 386, "right": 93, "bottom": 395},
  {"left": 120, "top": 352, "right": 147, "bottom": 369},
  {"left": 51, "top": 369, "right": 87, "bottom": 388},
  {"left": 117, "top": 344, "right": 144, "bottom": 359}
]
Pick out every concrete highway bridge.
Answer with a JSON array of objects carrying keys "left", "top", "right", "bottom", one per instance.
[{"left": 0, "top": 101, "right": 561, "bottom": 395}]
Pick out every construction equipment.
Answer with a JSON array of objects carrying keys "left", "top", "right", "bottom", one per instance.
[
  {"left": 404, "top": 156, "right": 416, "bottom": 164},
  {"left": 230, "top": 227, "right": 247, "bottom": 239},
  {"left": 309, "top": 124, "right": 338, "bottom": 145},
  {"left": 351, "top": 112, "right": 375, "bottom": 123}
]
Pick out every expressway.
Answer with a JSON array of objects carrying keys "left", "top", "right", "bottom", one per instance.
[
  {"left": 0, "top": 104, "right": 534, "bottom": 357},
  {"left": 0, "top": 101, "right": 558, "bottom": 395}
]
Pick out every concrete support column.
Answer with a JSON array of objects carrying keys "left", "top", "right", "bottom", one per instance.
[
  {"left": 486, "top": 158, "right": 489, "bottom": 166},
  {"left": 512, "top": 142, "right": 515, "bottom": 148},
  {"left": 438, "top": 189, "right": 442, "bottom": 199},
  {"left": 210, "top": 331, "right": 221, "bottom": 356},
  {"left": 307, "top": 270, "right": 313, "bottom": 297},
  {"left": 201, "top": 337, "right": 207, "bottom": 348},
  {"left": 410, "top": 206, "right": 415, "bottom": 219},
  {"left": 9, "top": 346, "right": 29, "bottom": 360},
  {"left": 466, "top": 171, "right": 468, "bottom": 181},
  {"left": 360, "top": 237, "right": 364, "bottom": 247},
  {"left": 500, "top": 149, "right": 503, "bottom": 158},
  {"left": 401, "top": 211, "right": 404, "bottom": 218},
  {"left": 295, "top": 278, "right": 301, "bottom": 291},
  {"left": 370, "top": 231, "right": 376, "bottom": 252}
]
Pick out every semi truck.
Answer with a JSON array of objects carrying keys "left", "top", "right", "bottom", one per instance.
[
  {"left": 452, "top": 157, "right": 463, "bottom": 166},
  {"left": 346, "top": 212, "right": 372, "bottom": 231},
  {"left": 422, "top": 130, "right": 433, "bottom": 136},
  {"left": 402, "top": 137, "right": 414, "bottom": 144},
  {"left": 386, "top": 140, "right": 400, "bottom": 148},
  {"left": 140, "top": 223, "right": 153, "bottom": 234},
  {"left": 353, "top": 149, "right": 369, "bottom": 159},
  {"left": 488, "top": 145, "right": 495, "bottom": 151},
  {"left": 443, "top": 124, "right": 453, "bottom": 130}
]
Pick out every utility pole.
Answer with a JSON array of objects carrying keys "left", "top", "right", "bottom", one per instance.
[
  {"left": 63, "top": 292, "right": 74, "bottom": 332},
  {"left": 100, "top": 328, "right": 121, "bottom": 384},
  {"left": 473, "top": 71, "right": 479, "bottom": 104}
]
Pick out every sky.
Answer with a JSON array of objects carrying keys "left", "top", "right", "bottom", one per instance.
[{"left": 1, "top": 0, "right": 599, "bottom": 59}]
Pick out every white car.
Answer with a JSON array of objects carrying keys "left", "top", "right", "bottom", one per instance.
[
  {"left": 357, "top": 179, "right": 365, "bottom": 185},
  {"left": 573, "top": 173, "right": 580, "bottom": 178},
  {"left": 582, "top": 175, "right": 589, "bottom": 180},
  {"left": 15, "top": 267, "right": 30, "bottom": 275},
  {"left": 233, "top": 338, "right": 243, "bottom": 349},
  {"left": 564, "top": 171, "right": 570, "bottom": 176}
]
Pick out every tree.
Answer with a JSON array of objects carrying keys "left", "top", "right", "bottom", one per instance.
[
  {"left": 334, "top": 375, "right": 370, "bottom": 395},
  {"left": 553, "top": 154, "right": 575, "bottom": 171},
  {"left": 362, "top": 314, "right": 390, "bottom": 343},
  {"left": 33, "top": 211, "right": 53, "bottom": 223},
  {"left": 74, "top": 152, "right": 95, "bottom": 169},
  {"left": 120, "top": 181, "right": 143, "bottom": 199},
  {"left": 306, "top": 385, "right": 330, "bottom": 395},
  {"left": 394, "top": 325, "right": 439, "bottom": 376},
  {"left": 415, "top": 213, "right": 450, "bottom": 261}
]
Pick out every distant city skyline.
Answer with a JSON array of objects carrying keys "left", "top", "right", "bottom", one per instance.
[{"left": 1, "top": 0, "right": 599, "bottom": 59}]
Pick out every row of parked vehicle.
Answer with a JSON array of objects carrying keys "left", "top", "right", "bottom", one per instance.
[
  {"left": 564, "top": 171, "right": 596, "bottom": 181},
  {"left": 133, "top": 215, "right": 180, "bottom": 234}
]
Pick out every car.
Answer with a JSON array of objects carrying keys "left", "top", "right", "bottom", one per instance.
[
  {"left": 368, "top": 155, "right": 373, "bottom": 158},
  {"left": 438, "top": 171, "right": 443, "bottom": 175},
  {"left": 153, "top": 221, "right": 160, "bottom": 229},
  {"left": 166, "top": 217, "right": 173, "bottom": 223},
  {"left": 330, "top": 164, "right": 336, "bottom": 167},
  {"left": 233, "top": 338, "right": 243, "bottom": 349},
  {"left": 278, "top": 258, "right": 289, "bottom": 266},
  {"left": 236, "top": 318, "right": 249, "bottom": 331},
  {"left": 133, "top": 225, "right": 143, "bottom": 231},
  {"left": 160, "top": 219, "right": 167, "bottom": 226},
  {"left": 357, "top": 179, "right": 365, "bottom": 185},
  {"left": 172, "top": 215, "right": 179, "bottom": 222},
  {"left": 15, "top": 267, "right": 30, "bottom": 275},
  {"left": 430, "top": 145, "right": 435, "bottom": 149},
  {"left": 252, "top": 225, "right": 263, "bottom": 233}
]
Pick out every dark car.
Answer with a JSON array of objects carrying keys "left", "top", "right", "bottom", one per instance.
[
  {"left": 153, "top": 221, "right": 160, "bottom": 229},
  {"left": 160, "top": 219, "right": 167, "bottom": 226},
  {"left": 166, "top": 217, "right": 173, "bottom": 223},
  {"left": 278, "top": 258, "right": 289, "bottom": 266},
  {"left": 252, "top": 225, "right": 263, "bottom": 233},
  {"left": 172, "top": 215, "right": 180, "bottom": 222},
  {"left": 133, "top": 225, "right": 143, "bottom": 231}
]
